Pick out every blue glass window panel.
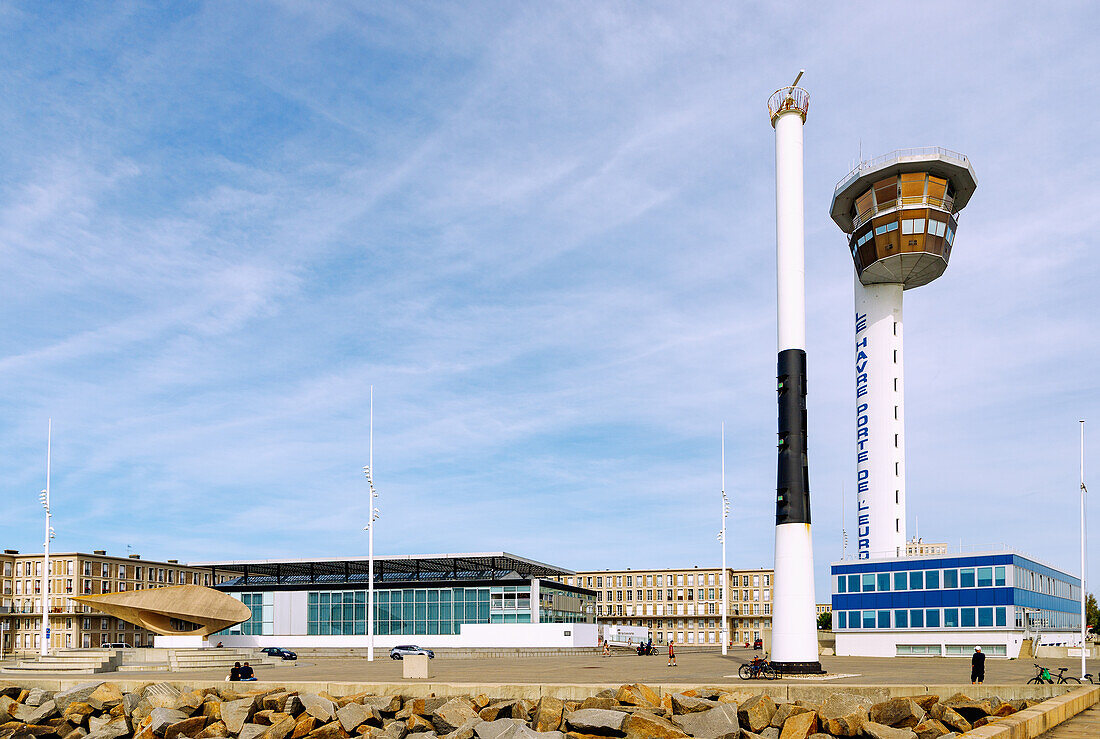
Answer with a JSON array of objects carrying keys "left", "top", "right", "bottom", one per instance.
[
  {"left": 943, "top": 569, "right": 958, "bottom": 589},
  {"left": 837, "top": 577, "right": 846, "bottom": 594},
  {"left": 960, "top": 569, "right": 976, "bottom": 588},
  {"left": 877, "top": 573, "right": 891, "bottom": 592},
  {"left": 863, "top": 574, "right": 876, "bottom": 592},
  {"left": 995, "top": 567, "right": 1006, "bottom": 587},
  {"left": 910, "top": 609, "right": 924, "bottom": 628},
  {"left": 416, "top": 589, "right": 427, "bottom": 603},
  {"left": 925, "top": 570, "right": 940, "bottom": 589},
  {"left": 478, "top": 602, "right": 489, "bottom": 620},
  {"left": 978, "top": 607, "right": 993, "bottom": 627},
  {"left": 440, "top": 620, "right": 452, "bottom": 635},
  {"left": 440, "top": 603, "right": 451, "bottom": 621},
  {"left": 440, "top": 590, "right": 451, "bottom": 603},
  {"left": 944, "top": 608, "right": 958, "bottom": 627},
  {"left": 893, "top": 572, "right": 908, "bottom": 591},
  {"left": 926, "top": 609, "right": 940, "bottom": 627},
  {"left": 850, "top": 611, "right": 861, "bottom": 629},
  {"left": 977, "top": 568, "right": 993, "bottom": 587},
  {"left": 961, "top": 608, "right": 976, "bottom": 627},
  {"left": 894, "top": 610, "right": 908, "bottom": 628},
  {"left": 838, "top": 612, "right": 847, "bottom": 629},
  {"left": 863, "top": 611, "right": 876, "bottom": 628},
  {"left": 877, "top": 610, "right": 890, "bottom": 628},
  {"left": 848, "top": 575, "right": 860, "bottom": 593},
  {"left": 996, "top": 607, "right": 1006, "bottom": 627},
  {"left": 910, "top": 571, "right": 923, "bottom": 590}
]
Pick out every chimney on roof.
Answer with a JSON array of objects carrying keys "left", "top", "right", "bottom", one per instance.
[
  {"left": 129, "top": 554, "right": 141, "bottom": 559},
  {"left": 167, "top": 559, "right": 178, "bottom": 564},
  {"left": 93, "top": 550, "right": 106, "bottom": 555},
  {"left": 3, "top": 550, "right": 18, "bottom": 555}
]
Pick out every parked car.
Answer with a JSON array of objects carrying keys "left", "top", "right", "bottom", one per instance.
[
  {"left": 390, "top": 645, "right": 434, "bottom": 660},
  {"left": 259, "top": 647, "right": 297, "bottom": 660},
  {"left": 101, "top": 642, "right": 132, "bottom": 649}
]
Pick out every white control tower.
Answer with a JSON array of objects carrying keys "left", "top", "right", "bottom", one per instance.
[{"left": 830, "top": 149, "right": 977, "bottom": 559}]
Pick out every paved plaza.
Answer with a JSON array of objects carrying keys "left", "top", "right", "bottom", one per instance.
[{"left": 4, "top": 647, "right": 1097, "bottom": 685}]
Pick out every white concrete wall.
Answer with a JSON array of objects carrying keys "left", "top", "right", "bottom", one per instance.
[
  {"left": 836, "top": 630, "right": 1023, "bottom": 658},
  {"left": 158, "top": 622, "right": 599, "bottom": 650},
  {"left": 600, "top": 624, "right": 649, "bottom": 646}
]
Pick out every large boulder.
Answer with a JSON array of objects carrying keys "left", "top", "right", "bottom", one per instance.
[
  {"left": 869, "top": 699, "right": 925, "bottom": 729},
  {"left": 615, "top": 685, "right": 660, "bottom": 709},
  {"left": 14, "top": 700, "right": 58, "bottom": 725},
  {"left": 63, "top": 701, "right": 96, "bottom": 727},
  {"left": 87, "top": 716, "right": 132, "bottom": 739},
  {"left": 440, "top": 718, "right": 480, "bottom": 739},
  {"left": 478, "top": 703, "right": 517, "bottom": 722},
  {"left": 737, "top": 696, "right": 776, "bottom": 734},
  {"left": 24, "top": 688, "right": 50, "bottom": 707},
  {"left": 671, "top": 695, "right": 719, "bottom": 715},
  {"left": 860, "top": 722, "right": 917, "bottom": 739},
  {"left": 778, "top": 711, "right": 817, "bottom": 739},
  {"left": 240, "top": 726, "right": 267, "bottom": 739},
  {"left": 165, "top": 716, "right": 208, "bottom": 739},
  {"left": 473, "top": 719, "right": 524, "bottom": 739},
  {"left": 941, "top": 700, "right": 991, "bottom": 723},
  {"left": 533, "top": 698, "right": 563, "bottom": 733},
  {"left": 148, "top": 708, "right": 190, "bottom": 737},
  {"left": 431, "top": 700, "right": 479, "bottom": 734},
  {"left": 406, "top": 714, "right": 434, "bottom": 733},
  {"left": 622, "top": 712, "right": 689, "bottom": 739},
  {"left": 671, "top": 704, "right": 740, "bottom": 739},
  {"left": 144, "top": 685, "right": 184, "bottom": 711},
  {"left": 909, "top": 697, "right": 938, "bottom": 713},
  {"left": 912, "top": 720, "right": 949, "bottom": 739},
  {"left": 818, "top": 694, "right": 873, "bottom": 737},
  {"left": 88, "top": 685, "right": 125, "bottom": 713},
  {"left": 223, "top": 698, "right": 259, "bottom": 735},
  {"left": 927, "top": 705, "right": 970, "bottom": 735},
  {"left": 565, "top": 708, "right": 627, "bottom": 734},
  {"left": 293, "top": 716, "right": 319, "bottom": 739},
  {"left": 770, "top": 705, "right": 811, "bottom": 730},
  {"left": 304, "top": 721, "right": 350, "bottom": 739},
  {"left": 336, "top": 704, "right": 372, "bottom": 733},
  {"left": 578, "top": 699, "right": 617, "bottom": 711},
  {"left": 300, "top": 696, "right": 336, "bottom": 724},
  {"left": 198, "top": 721, "right": 229, "bottom": 738}
]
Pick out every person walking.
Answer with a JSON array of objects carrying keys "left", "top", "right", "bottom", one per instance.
[
  {"left": 971, "top": 646, "right": 985, "bottom": 685},
  {"left": 667, "top": 639, "right": 676, "bottom": 667},
  {"left": 602, "top": 639, "right": 610, "bottom": 657}
]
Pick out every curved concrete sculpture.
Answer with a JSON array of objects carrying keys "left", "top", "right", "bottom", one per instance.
[{"left": 71, "top": 584, "right": 251, "bottom": 636}]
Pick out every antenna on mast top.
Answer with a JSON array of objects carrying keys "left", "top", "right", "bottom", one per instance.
[{"left": 792, "top": 69, "right": 804, "bottom": 88}]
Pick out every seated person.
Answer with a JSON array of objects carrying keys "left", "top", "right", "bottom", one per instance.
[
  {"left": 239, "top": 661, "right": 256, "bottom": 681},
  {"left": 228, "top": 662, "right": 241, "bottom": 681}
]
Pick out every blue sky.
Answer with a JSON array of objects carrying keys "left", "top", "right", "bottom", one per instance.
[{"left": 1, "top": 1, "right": 1098, "bottom": 597}]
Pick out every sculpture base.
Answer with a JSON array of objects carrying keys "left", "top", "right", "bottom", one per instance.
[{"left": 771, "top": 660, "right": 825, "bottom": 675}]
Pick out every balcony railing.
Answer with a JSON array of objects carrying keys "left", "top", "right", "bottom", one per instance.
[{"left": 835, "top": 147, "right": 971, "bottom": 194}]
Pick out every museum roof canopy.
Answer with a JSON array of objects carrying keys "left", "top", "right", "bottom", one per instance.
[{"left": 193, "top": 552, "right": 576, "bottom": 589}]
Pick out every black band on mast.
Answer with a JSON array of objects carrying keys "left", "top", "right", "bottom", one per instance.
[{"left": 776, "top": 348, "right": 810, "bottom": 525}]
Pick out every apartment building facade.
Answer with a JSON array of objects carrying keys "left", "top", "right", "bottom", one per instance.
[
  {"left": 556, "top": 566, "right": 773, "bottom": 646},
  {"left": 0, "top": 549, "right": 231, "bottom": 653}
]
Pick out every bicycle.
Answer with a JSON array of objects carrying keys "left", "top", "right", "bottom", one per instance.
[
  {"left": 1027, "top": 664, "right": 1052, "bottom": 684},
  {"left": 1053, "top": 667, "right": 1080, "bottom": 684},
  {"left": 1027, "top": 665, "right": 1080, "bottom": 684},
  {"left": 739, "top": 655, "right": 779, "bottom": 680}
]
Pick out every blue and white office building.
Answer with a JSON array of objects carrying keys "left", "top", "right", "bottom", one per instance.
[{"left": 831, "top": 550, "right": 1082, "bottom": 658}]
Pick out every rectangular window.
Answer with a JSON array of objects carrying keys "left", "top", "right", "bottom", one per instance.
[
  {"left": 894, "top": 609, "right": 908, "bottom": 628},
  {"left": 943, "top": 569, "right": 958, "bottom": 588},
  {"left": 960, "top": 568, "right": 976, "bottom": 588},
  {"left": 977, "top": 567, "right": 993, "bottom": 588},
  {"left": 837, "top": 576, "right": 846, "bottom": 594},
  {"left": 909, "top": 571, "right": 923, "bottom": 590},
  {"left": 848, "top": 574, "right": 860, "bottom": 593},
  {"left": 877, "top": 610, "right": 890, "bottom": 629},
  {"left": 925, "top": 570, "right": 940, "bottom": 589},
  {"left": 910, "top": 609, "right": 924, "bottom": 628},
  {"left": 893, "top": 572, "right": 907, "bottom": 591},
  {"left": 877, "top": 573, "right": 891, "bottom": 592},
  {"left": 944, "top": 608, "right": 959, "bottom": 628},
  {"left": 995, "top": 607, "right": 1006, "bottom": 627},
  {"left": 862, "top": 574, "right": 876, "bottom": 592},
  {"left": 901, "top": 219, "right": 914, "bottom": 234},
  {"left": 926, "top": 609, "right": 940, "bottom": 628},
  {"left": 838, "top": 612, "right": 847, "bottom": 629},
  {"left": 849, "top": 611, "right": 861, "bottom": 629},
  {"left": 875, "top": 224, "right": 888, "bottom": 235},
  {"left": 862, "top": 611, "right": 876, "bottom": 629},
  {"left": 978, "top": 607, "right": 994, "bottom": 627},
  {"left": 961, "top": 608, "right": 976, "bottom": 627}
]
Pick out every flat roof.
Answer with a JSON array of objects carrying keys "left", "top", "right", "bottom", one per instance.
[{"left": 195, "top": 552, "right": 577, "bottom": 588}]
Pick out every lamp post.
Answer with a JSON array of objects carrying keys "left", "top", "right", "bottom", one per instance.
[
  {"left": 39, "top": 420, "right": 54, "bottom": 657},
  {"left": 363, "top": 387, "right": 380, "bottom": 662},
  {"left": 1079, "top": 420, "right": 1087, "bottom": 680},
  {"left": 719, "top": 424, "right": 730, "bottom": 656}
]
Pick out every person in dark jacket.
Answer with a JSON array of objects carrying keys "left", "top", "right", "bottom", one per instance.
[
  {"left": 971, "top": 646, "right": 985, "bottom": 684},
  {"left": 239, "top": 661, "right": 256, "bottom": 681},
  {"left": 228, "top": 662, "right": 241, "bottom": 681}
]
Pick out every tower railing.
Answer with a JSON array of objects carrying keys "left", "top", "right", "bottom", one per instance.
[
  {"left": 835, "top": 147, "right": 970, "bottom": 193},
  {"left": 768, "top": 86, "right": 809, "bottom": 126}
]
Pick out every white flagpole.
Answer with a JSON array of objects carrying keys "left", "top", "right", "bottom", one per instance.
[
  {"left": 40, "top": 420, "right": 52, "bottom": 657},
  {"left": 1080, "top": 420, "right": 1087, "bottom": 680}
]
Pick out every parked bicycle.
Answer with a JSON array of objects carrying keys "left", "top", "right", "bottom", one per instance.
[
  {"left": 739, "top": 654, "right": 779, "bottom": 680},
  {"left": 1027, "top": 665, "right": 1080, "bottom": 684}
]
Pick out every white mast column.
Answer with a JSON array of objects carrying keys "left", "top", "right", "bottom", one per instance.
[{"left": 854, "top": 279, "right": 906, "bottom": 559}]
